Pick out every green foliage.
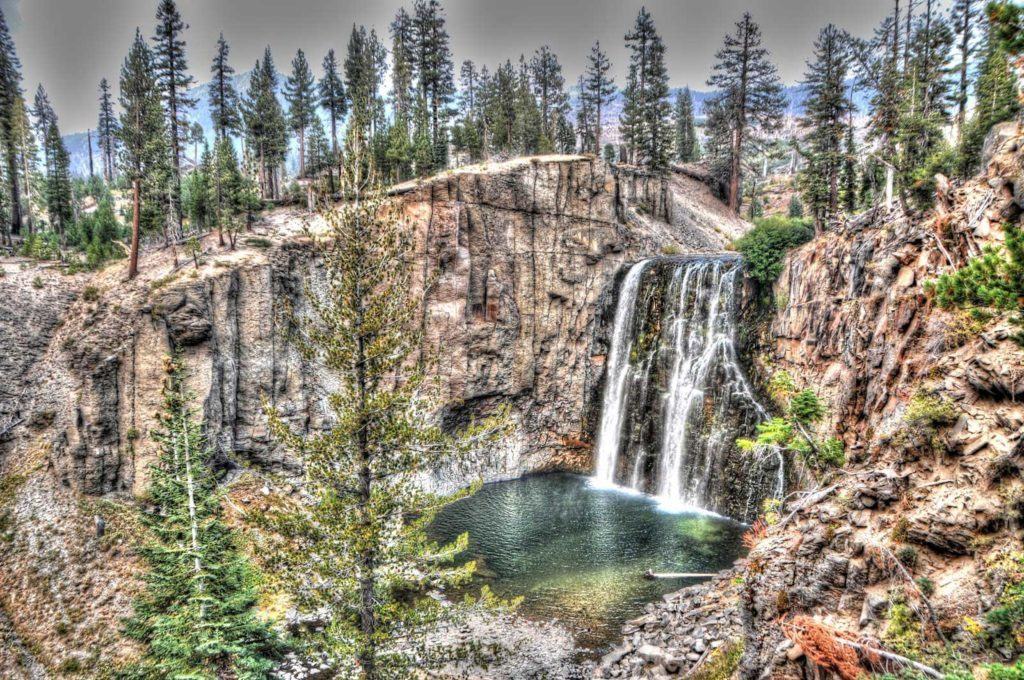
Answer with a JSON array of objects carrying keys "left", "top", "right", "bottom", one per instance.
[
  {"left": 621, "top": 8, "right": 673, "bottom": 169},
  {"left": 789, "top": 389, "right": 825, "bottom": 425},
  {"left": 987, "top": 551, "right": 1024, "bottom": 653},
  {"left": 733, "top": 217, "right": 814, "bottom": 288},
  {"left": 885, "top": 601, "right": 923, "bottom": 656},
  {"left": 689, "top": 639, "right": 743, "bottom": 680},
  {"left": 263, "top": 145, "right": 510, "bottom": 678},
  {"left": 787, "top": 194, "right": 804, "bottom": 218},
  {"left": 122, "top": 356, "right": 279, "bottom": 679},
  {"left": 928, "top": 224, "right": 1024, "bottom": 344},
  {"left": 738, "top": 384, "right": 842, "bottom": 473},
  {"left": 986, "top": 661, "right": 1024, "bottom": 680}
]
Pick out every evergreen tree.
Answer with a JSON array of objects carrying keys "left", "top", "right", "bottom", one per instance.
[
  {"left": 513, "top": 56, "right": 543, "bottom": 154},
  {"left": 118, "top": 29, "right": 171, "bottom": 277},
  {"left": 184, "top": 142, "right": 213, "bottom": 230},
  {"left": 243, "top": 48, "right": 288, "bottom": 199},
  {"left": 209, "top": 33, "right": 241, "bottom": 141},
  {"left": 43, "top": 120, "right": 73, "bottom": 238},
  {"left": 0, "top": 5, "right": 23, "bottom": 242},
  {"left": 576, "top": 75, "right": 596, "bottom": 154},
  {"left": 530, "top": 46, "right": 569, "bottom": 148},
  {"left": 305, "top": 115, "right": 330, "bottom": 180},
  {"left": 344, "top": 25, "right": 386, "bottom": 159},
  {"left": 957, "top": 23, "right": 1020, "bottom": 173},
  {"left": 390, "top": 8, "right": 415, "bottom": 128},
  {"left": 13, "top": 99, "right": 41, "bottom": 234},
  {"left": 798, "top": 24, "right": 851, "bottom": 231},
  {"left": 621, "top": 8, "right": 673, "bottom": 170},
  {"left": 31, "top": 85, "right": 55, "bottom": 168},
  {"left": 412, "top": 0, "right": 455, "bottom": 162},
  {"left": 213, "top": 136, "right": 250, "bottom": 248},
  {"left": 84, "top": 196, "right": 123, "bottom": 268},
  {"left": 153, "top": 0, "right": 196, "bottom": 236},
  {"left": 124, "top": 356, "right": 278, "bottom": 679},
  {"left": 787, "top": 194, "right": 805, "bottom": 218},
  {"left": 673, "top": 87, "right": 699, "bottom": 162},
  {"left": 707, "top": 12, "right": 787, "bottom": 211},
  {"left": 264, "top": 142, "right": 506, "bottom": 680},
  {"left": 319, "top": 48, "right": 347, "bottom": 188},
  {"left": 841, "top": 111, "right": 858, "bottom": 212},
  {"left": 583, "top": 41, "right": 616, "bottom": 155},
  {"left": 484, "top": 60, "right": 518, "bottom": 153},
  {"left": 285, "top": 49, "right": 317, "bottom": 178},
  {"left": 951, "top": 0, "right": 983, "bottom": 140},
  {"left": 98, "top": 78, "right": 119, "bottom": 183}
]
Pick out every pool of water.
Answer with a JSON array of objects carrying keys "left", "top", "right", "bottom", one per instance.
[{"left": 428, "top": 473, "right": 747, "bottom": 652}]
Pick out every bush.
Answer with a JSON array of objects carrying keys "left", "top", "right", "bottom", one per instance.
[
  {"left": 31, "top": 276, "right": 43, "bottom": 289},
  {"left": 733, "top": 217, "right": 814, "bottom": 288},
  {"left": 927, "top": 223, "right": 1024, "bottom": 343},
  {"left": 790, "top": 389, "right": 825, "bottom": 426},
  {"left": 81, "top": 286, "right": 100, "bottom": 302}
]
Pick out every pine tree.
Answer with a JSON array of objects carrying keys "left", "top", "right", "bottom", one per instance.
[
  {"left": 153, "top": 0, "right": 196, "bottom": 236},
  {"left": 344, "top": 25, "right": 386, "bottom": 159},
  {"left": 213, "top": 136, "right": 249, "bottom": 248},
  {"left": 576, "top": 75, "right": 596, "bottom": 153},
  {"left": 209, "top": 33, "right": 241, "bottom": 141},
  {"left": 513, "top": 56, "right": 542, "bottom": 154},
  {"left": 390, "top": 8, "right": 415, "bottom": 128},
  {"left": 952, "top": 0, "right": 982, "bottom": 140},
  {"left": 243, "top": 47, "right": 288, "bottom": 199},
  {"left": 285, "top": 49, "right": 316, "bottom": 178},
  {"left": 798, "top": 24, "right": 851, "bottom": 231},
  {"left": 43, "top": 120, "right": 73, "bottom": 238},
  {"left": 31, "top": 85, "right": 55, "bottom": 168},
  {"left": 673, "top": 87, "right": 699, "bottom": 162},
  {"left": 583, "top": 41, "right": 616, "bottom": 155},
  {"left": 124, "top": 356, "right": 278, "bottom": 679},
  {"left": 530, "top": 46, "right": 568, "bottom": 148},
  {"left": 13, "top": 99, "right": 40, "bottom": 234},
  {"left": 319, "top": 48, "right": 347, "bottom": 190},
  {"left": 707, "top": 12, "right": 787, "bottom": 211},
  {"left": 184, "top": 142, "right": 213, "bottom": 230},
  {"left": 118, "top": 29, "right": 171, "bottom": 277},
  {"left": 621, "top": 8, "right": 673, "bottom": 170},
  {"left": 412, "top": 0, "right": 455, "bottom": 162},
  {"left": 957, "top": 22, "right": 1020, "bottom": 173},
  {"left": 841, "top": 111, "right": 858, "bottom": 213},
  {"left": 0, "top": 5, "right": 23, "bottom": 243},
  {"left": 98, "top": 78, "right": 118, "bottom": 183},
  {"left": 485, "top": 60, "right": 518, "bottom": 153},
  {"left": 264, "top": 141, "right": 506, "bottom": 680},
  {"left": 305, "top": 115, "right": 330, "bottom": 181}
]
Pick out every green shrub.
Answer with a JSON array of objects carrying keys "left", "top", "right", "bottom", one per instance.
[
  {"left": 31, "top": 276, "right": 43, "bottom": 289},
  {"left": 790, "top": 389, "right": 825, "bottom": 426},
  {"left": 81, "top": 286, "right": 100, "bottom": 302},
  {"left": 904, "top": 392, "right": 956, "bottom": 429},
  {"left": 987, "top": 551, "right": 1024, "bottom": 652},
  {"left": 927, "top": 223, "right": 1024, "bottom": 344},
  {"left": 733, "top": 216, "right": 814, "bottom": 288},
  {"left": 896, "top": 545, "right": 919, "bottom": 570},
  {"left": 986, "top": 661, "right": 1024, "bottom": 680},
  {"left": 915, "top": 576, "right": 935, "bottom": 598}
]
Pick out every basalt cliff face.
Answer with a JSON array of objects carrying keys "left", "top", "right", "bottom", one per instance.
[{"left": 0, "top": 155, "right": 748, "bottom": 676}]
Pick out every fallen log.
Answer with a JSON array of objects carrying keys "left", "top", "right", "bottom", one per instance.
[{"left": 643, "top": 570, "right": 716, "bottom": 580}]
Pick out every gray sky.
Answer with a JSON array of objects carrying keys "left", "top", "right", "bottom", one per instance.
[{"left": 6, "top": 0, "right": 913, "bottom": 133}]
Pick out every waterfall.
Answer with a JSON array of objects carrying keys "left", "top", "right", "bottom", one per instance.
[
  {"left": 591, "top": 256, "right": 782, "bottom": 520},
  {"left": 593, "top": 260, "right": 649, "bottom": 485}
]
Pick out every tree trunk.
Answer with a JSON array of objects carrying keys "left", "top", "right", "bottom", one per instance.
[
  {"left": 87, "top": 129, "right": 95, "bottom": 178},
  {"left": 5, "top": 143, "right": 22, "bottom": 241},
  {"left": 298, "top": 125, "right": 306, "bottom": 178},
  {"left": 129, "top": 180, "right": 141, "bottom": 279}
]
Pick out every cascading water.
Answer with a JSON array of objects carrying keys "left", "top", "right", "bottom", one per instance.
[{"left": 592, "top": 256, "right": 783, "bottom": 521}]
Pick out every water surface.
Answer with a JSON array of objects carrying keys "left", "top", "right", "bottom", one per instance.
[{"left": 428, "top": 473, "right": 746, "bottom": 651}]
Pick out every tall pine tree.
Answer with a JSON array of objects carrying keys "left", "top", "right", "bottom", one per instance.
[
  {"left": 153, "top": 0, "right": 196, "bottom": 236},
  {"left": 530, "top": 46, "right": 569, "bottom": 150},
  {"left": 621, "top": 8, "right": 673, "bottom": 170},
  {"left": 319, "top": 48, "right": 347, "bottom": 185},
  {"left": 285, "top": 49, "right": 316, "bottom": 178},
  {"left": 798, "top": 24, "right": 851, "bottom": 232},
  {"left": 583, "top": 41, "right": 616, "bottom": 156},
  {"left": 0, "top": 6, "right": 23, "bottom": 242},
  {"left": 264, "top": 141, "right": 507, "bottom": 680},
  {"left": 118, "top": 29, "right": 171, "bottom": 277},
  {"left": 208, "top": 33, "right": 241, "bottom": 141},
  {"left": 98, "top": 79, "right": 119, "bottom": 183},
  {"left": 952, "top": 0, "right": 983, "bottom": 141},
  {"left": 243, "top": 48, "right": 288, "bottom": 199},
  {"left": 707, "top": 12, "right": 786, "bottom": 212},
  {"left": 673, "top": 87, "right": 699, "bottom": 162},
  {"left": 124, "top": 356, "right": 278, "bottom": 679},
  {"left": 412, "top": 0, "right": 455, "bottom": 166}
]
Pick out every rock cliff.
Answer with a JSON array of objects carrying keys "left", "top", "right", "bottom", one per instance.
[
  {"left": 0, "top": 155, "right": 747, "bottom": 676},
  {"left": 598, "top": 124, "right": 1024, "bottom": 679}
]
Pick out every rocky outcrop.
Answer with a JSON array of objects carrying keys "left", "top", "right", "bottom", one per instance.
[{"left": 0, "top": 155, "right": 746, "bottom": 676}]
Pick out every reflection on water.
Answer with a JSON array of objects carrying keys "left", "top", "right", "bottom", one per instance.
[{"left": 428, "top": 473, "right": 746, "bottom": 651}]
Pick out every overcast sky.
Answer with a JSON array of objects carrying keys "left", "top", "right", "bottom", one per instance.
[{"left": 5, "top": 0, "right": 925, "bottom": 133}]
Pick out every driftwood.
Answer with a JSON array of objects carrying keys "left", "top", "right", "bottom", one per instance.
[{"left": 643, "top": 570, "right": 716, "bottom": 580}]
